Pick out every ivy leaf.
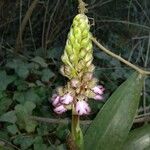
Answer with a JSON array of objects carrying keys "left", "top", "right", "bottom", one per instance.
[
  {"left": 15, "top": 101, "right": 37, "bottom": 133},
  {"left": 31, "top": 56, "right": 47, "bottom": 68},
  {"left": 13, "top": 92, "right": 25, "bottom": 103},
  {"left": 41, "top": 68, "right": 55, "bottom": 82},
  {"left": 84, "top": 72, "right": 143, "bottom": 150},
  {"left": 34, "top": 136, "right": 49, "bottom": 150},
  {"left": 0, "top": 111, "right": 17, "bottom": 123},
  {"left": 13, "top": 135, "right": 34, "bottom": 150},
  {"left": 6, "top": 59, "right": 29, "bottom": 79},
  {"left": 0, "top": 71, "right": 16, "bottom": 91},
  {"left": 25, "top": 89, "right": 41, "bottom": 105},
  {"left": 7, "top": 124, "right": 19, "bottom": 135},
  {"left": 0, "top": 97, "right": 12, "bottom": 115},
  {"left": 16, "top": 65, "right": 29, "bottom": 79},
  {"left": 13, "top": 89, "right": 41, "bottom": 105}
]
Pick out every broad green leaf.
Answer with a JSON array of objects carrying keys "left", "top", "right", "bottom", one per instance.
[
  {"left": 25, "top": 89, "right": 41, "bottom": 105},
  {"left": 41, "top": 68, "right": 55, "bottom": 82},
  {"left": 0, "top": 71, "right": 16, "bottom": 91},
  {"left": 47, "top": 47, "right": 62, "bottom": 59},
  {"left": 31, "top": 56, "right": 47, "bottom": 68},
  {"left": 6, "top": 59, "right": 29, "bottom": 78},
  {"left": 84, "top": 72, "right": 143, "bottom": 150},
  {"left": 16, "top": 65, "right": 29, "bottom": 78},
  {"left": 13, "top": 92, "right": 25, "bottom": 103},
  {"left": 15, "top": 101, "right": 37, "bottom": 132},
  {"left": 0, "top": 97, "right": 12, "bottom": 115},
  {"left": 0, "top": 111, "right": 17, "bottom": 123},
  {"left": 7, "top": 124, "right": 19, "bottom": 135},
  {"left": 123, "top": 125, "right": 150, "bottom": 150},
  {"left": 34, "top": 136, "right": 49, "bottom": 150},
  {"left": 13, "top": 135, "right": 34, "bottom": 150},
  {"left": 13, "top": 89, "right": 41, "bottom": 105}
]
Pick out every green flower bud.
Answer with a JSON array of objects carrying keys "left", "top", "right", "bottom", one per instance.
[
  {"left": 85, "top": 53, "right": 93, "bottom": 62},
  {"left": 79, "top": 49, "right": 86, "bottom": 58},
  {"left": 86, "top": 59, "right": 93, "bottom": 67},
  {"left": 73, "top": 40, "right": 80, "bottom": 54},
  {"left": 69, "top": 30, "right": 75, "bottom": 44},
  {"left": 70, "top": 54, "right": 77, "bottom": 62},
  {"left": 81, "top": 38, "right": 90, "bottom": 48},
  {"left": 61, "top": 14, "right": 94, "bottom": 79},
  {"left": 86, "top": 42, "right": 93, "bottom": 51},
  {"left": 65, "top": 41, "right": 72, "bottom": 55},
  {"left": 82, "top": 29, "right": 89, "bottom": 38},
  {"left": 80, "top": 22, "right": 90, "bottom": 31},
  {"left": 74, "top": 27, "right": 82, "bottom": 42}
]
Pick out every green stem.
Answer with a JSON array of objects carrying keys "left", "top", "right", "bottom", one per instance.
[
  {"left": 71, "top": 114, "right": 80, "bottom": 140},
  {"left": 71, "top": 112, "right": 84, "bottom": 150}
]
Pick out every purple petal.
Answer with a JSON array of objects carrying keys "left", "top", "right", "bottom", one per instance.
[
  {"left": 52, "top": 95, "right": 61, "bottom": 106},
  {"left": 94, "top": 94, "right": 103, "bottom": 100},
  {"left": 54, "top": 105, "right": 67, "bottom": 114},
  {"left": 76, "top": 100, "right": 91, "bottom": 115},
  {"left": 60, "top": 93, "right": 73, "bottom": 104}
]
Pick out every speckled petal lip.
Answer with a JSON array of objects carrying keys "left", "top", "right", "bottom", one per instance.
[
  {"left": 54, "top": 105, "right": 67, "bottom": 114},
  {"left": 60, "top": 93, "right": 73, "bottom": 104},
  {"left": 52, "top": 95, "right": 60, "bottom": 107},
  {"left": 94, "top": 94, "right": 103, "bottom": 100},
  {"left": 76, "top": 100, "right": 91, "bottom": 115},
  {"left": 92, "top": 85, "right": 105, "bottom": 95}
]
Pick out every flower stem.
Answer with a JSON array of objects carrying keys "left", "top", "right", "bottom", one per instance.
[{"left": 71, "top": 112, "right": 84, "bottom": 150}]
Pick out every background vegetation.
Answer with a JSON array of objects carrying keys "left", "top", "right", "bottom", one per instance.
[{"left": 0, "top": 0, "right": 150, "bottom": 149}]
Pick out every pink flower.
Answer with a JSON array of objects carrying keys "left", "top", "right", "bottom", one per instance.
[
  {"left": 51, "top": 94, "right": 61, "bottom": 107},
  {"left": 60, "top": 93, "right": 73, "bottom": 104},
  {"left": 94, "top": 94, "right": 103, "bottom": 100},
  {"left": 76, "top": 100, "right": 91, "bottom": 115},
  {"left": 92, "top": 85, "right": 105, "bottom": 95},
  {"left": 54, "top": 105, "right": 67, "bottom": 114}
]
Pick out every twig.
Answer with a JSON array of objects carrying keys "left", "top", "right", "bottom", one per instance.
[
  {"left": 134, "top": 116, "right": 150, "bottom": 123},
  {"left": 42, "top": 0, "right": 49, "bottom": 49},
  {"left": 0, "top": 138, "right": 21, "bottom": 150},
  {"left": 96, "top": 19, "right": 150, "bottom": 31},
  {"left": 15, "top": 0, "right": 39, "bottom": 52},
  {"left": 31, "top": 115, "right": 150, "bottom": 125},
  {"left": 78, "top": 0, "right": 88, "bottom": 14},
  {"left": 30, "top": 116, "right": 91, "bottom": 125},
  {"left": 45, "top": 0, "right": 60, "bottom": 51},
  {"left": 91, "top": 37, "right": 150, "bottom": 75}
]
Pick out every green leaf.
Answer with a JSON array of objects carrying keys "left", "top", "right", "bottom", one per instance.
[
  {"left": 123, "top": 125, "right": 150, "bottom": 150},
  {"left": 33, "top": 136, "right": 49, "bottom": 150},
  {"left": 0, "top": 111, "right": 17, "bottom": 123},
  {"left": 15, "top": 101, "right": 37, "bottom": 132},
  {"left": 0, "top": 97, "right": 12, "bottom": 115},
  {"left": 6, "top": 59, "right": 29, "bottom": 78},
  {"left": 13, "top": 89, "right": 41, "bottom": 105},
  {"left": 7, "top": 124, "right": 19, "bottom": 135},
  {"left": 0, "top": 71, "right": 16, "bottom": 91},
  {"left": 41, "top": 68, "right": 55, "bottom": 82},
  {"left": 13, "top": 135, "right": 34, "bottom": 150},
  {"left": 25, "top": 89, "right": 41, "bottom": 105},
  {"left": 31, "top": 56, "right": 47, "bottom": 68},
  {"left": 13, "top": 92, "right": 25, "bottom": 103},
  {"left": 84, "top": 72, "right": 143, "bottom": 150},
  {"left": 16, "top": 65, "right": 29, "bottom": 78}
]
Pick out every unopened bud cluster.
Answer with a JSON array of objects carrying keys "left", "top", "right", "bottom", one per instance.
[{"left": 51, "top": 14, "right": 104, "bottom": 115}]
